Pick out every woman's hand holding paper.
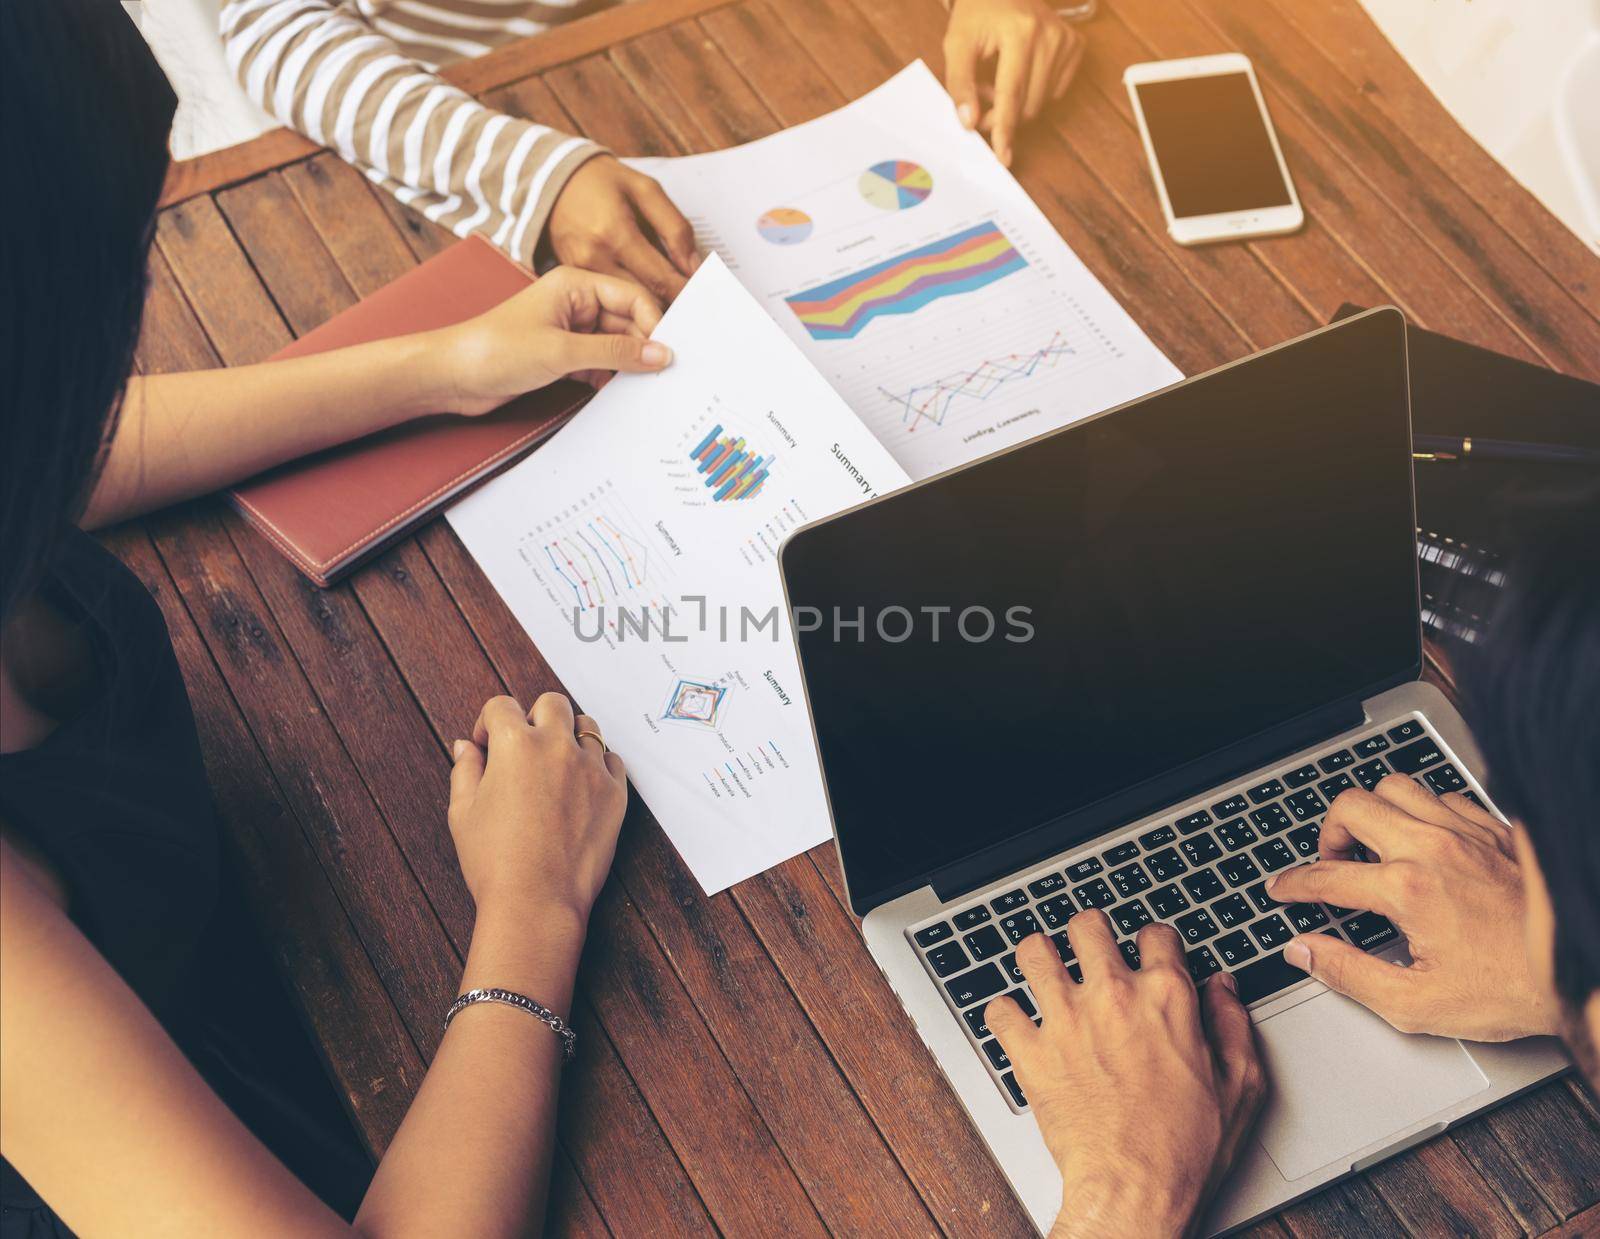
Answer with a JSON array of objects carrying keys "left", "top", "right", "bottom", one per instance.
[{"left": 441, "top": 267, "right": 675, "bottom": 414}]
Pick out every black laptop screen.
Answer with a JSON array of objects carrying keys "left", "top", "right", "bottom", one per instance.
[{"left": 781, "top": 310, "right": 1417, "bottom": 913}]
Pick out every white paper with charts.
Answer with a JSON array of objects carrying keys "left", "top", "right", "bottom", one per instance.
[
  {"left": 448, "top": 257, "right": 910, "bottom": 894},
  {"left": 451, "top": 64, "right": 1181, "bottom": 894},
  {"left": 626, "top": 60, "right": 1181, "bottom": 481}
]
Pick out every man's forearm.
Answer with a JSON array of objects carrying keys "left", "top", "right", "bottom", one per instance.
[
  {"left": 1051, "top": 1201, "right": 1195, "bottom": 1239},
  {"left": 219, "top": 0, "right": 602, "bottom": 266}
]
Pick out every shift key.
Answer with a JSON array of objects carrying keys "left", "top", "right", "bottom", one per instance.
[
  {"left": 944, "top": 962, "right": 1007, "bottom": 1008},
  {"left": 1232, "top": 951, "right": 1311, "bottom": 1005}
]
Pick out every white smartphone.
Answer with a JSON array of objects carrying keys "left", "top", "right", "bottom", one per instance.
[{"left": 1124, "top": 53, "right": 1303, "bottom": 246}]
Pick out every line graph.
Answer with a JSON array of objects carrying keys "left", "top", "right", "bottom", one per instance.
[
  {"left": 807, "top": 249, "right": 1137, "bottom": 476},
  {"left": 880, "top": 331, "right": 1076, "bottom": 431},
  {"left": 516, "top": 485, "right": 667, "bottom": 616},
  {"left": 541, "top": 516, "right": 650, "bottom": 612}
]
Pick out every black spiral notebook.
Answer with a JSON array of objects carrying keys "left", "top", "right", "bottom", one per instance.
[{"left": 1329, "top": 306, "right": 1600, "bottom": 649}]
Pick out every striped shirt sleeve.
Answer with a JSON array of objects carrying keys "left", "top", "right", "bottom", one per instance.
[{"left": 219, "top": 0, "right": 605, "bottom": 266}]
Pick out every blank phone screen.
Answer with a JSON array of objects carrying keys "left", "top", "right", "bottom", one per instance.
[{"left": 1135, "top": 71, "right": 1292, "bottom": 217}]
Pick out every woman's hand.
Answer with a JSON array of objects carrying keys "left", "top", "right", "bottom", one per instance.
[
  {"left": 988, "top": 920, "right": 1265, "bottom": 1238},
  {"left": 547, "top": 155, "right": 701, "bottom": 304},
  {"left": 1266, "top": 776, "right": 1561, "bottom": 1041},
  {"left": 448, "top": 693, "right": 628, "bottom": 926},
  {"left": 943, "top": 0, "right": 1084, "bottom": 167},
  {"left": 438, "top": 266, "right": 672, "bottom": 416}
]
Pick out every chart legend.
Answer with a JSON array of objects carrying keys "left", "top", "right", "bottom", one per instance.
[
  {"left": 785, "top": 221, "right": 1026, "bottom": 341},
  {"left": 689, "top": 423, "right": 774, "bottom": 501},
  {"left": 699, "top": 740, "right": 791, "bottom": 801}
]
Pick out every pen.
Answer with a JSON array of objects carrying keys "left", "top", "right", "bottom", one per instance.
[{"left": 1413, "top": 435, "right": 1600, "bottom": 465}]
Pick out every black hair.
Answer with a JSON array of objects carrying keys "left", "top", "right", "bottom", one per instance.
[
  {"left": 0, "top": 1, "right": 176, "bottom": 622},
  {"left": 1459, "top": 483, "right": 1600, "bottom": 1008}
]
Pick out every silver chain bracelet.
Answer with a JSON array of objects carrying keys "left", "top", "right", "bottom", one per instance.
[{"left": 443, "top": 988, "right": 577, "bottom": 1062}]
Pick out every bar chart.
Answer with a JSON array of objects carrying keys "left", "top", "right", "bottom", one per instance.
[{"left": 688, "top": 423, "right": 775, "bottom": 502}]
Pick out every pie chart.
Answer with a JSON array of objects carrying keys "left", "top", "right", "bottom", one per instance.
[
  {"left": 756, "top": 207, "right": 813, "bottom": 244},
  {"left": 859, "top": 159, "right": 934, "bottom": 210}
]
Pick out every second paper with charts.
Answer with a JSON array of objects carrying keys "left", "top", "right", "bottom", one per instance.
[{"left": 449, "top": 61, "right": 1181, "bottom": 894}]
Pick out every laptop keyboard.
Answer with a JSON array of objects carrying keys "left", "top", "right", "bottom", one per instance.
[{"left": 907, "top": 714, "right": 1481, "bottom": 1112}]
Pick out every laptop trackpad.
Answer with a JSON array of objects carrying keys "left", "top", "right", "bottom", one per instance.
[{"left": 1253, "top": 990, "right": 1488, "bottom": 1181}]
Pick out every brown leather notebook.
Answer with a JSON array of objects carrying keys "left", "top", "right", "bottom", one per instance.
[{"left": 230, "top": 235, "right": 587, "bottom": 586}]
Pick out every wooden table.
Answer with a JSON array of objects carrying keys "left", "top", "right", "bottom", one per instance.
[{"left": 129, "top": 0, "right": 1600, "bottom": 1234}]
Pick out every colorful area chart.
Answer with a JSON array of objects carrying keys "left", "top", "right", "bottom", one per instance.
[
  {"left": 756, "top": 207, "right": 813, "bottom": 244},
  {"left": 860, "top": 159, "right": 934, "bottom": 210},
  {"left": 785, "top": 222, "right": 1027, "bottom": 342},
  {"left": 883, "top": 330, "right": 1076, "bottom": 431},
  {"left": 690, "top": 424, "right": 774, "bottom": 501}
]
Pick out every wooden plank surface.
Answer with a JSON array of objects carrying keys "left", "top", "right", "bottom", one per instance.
[{"left": 127, "top": 0, "right": 1600, "bottom": 1234}]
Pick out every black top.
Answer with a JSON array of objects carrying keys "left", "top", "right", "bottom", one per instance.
[
  {"left": 0, "top": 530, "right": 372, "bottom": 1233},
  {"left": 0, "top": 528, "right": 220, "bottom": 1225},
  {"left": 0, "top": 529, "right": 221, "bottom": 1000}
]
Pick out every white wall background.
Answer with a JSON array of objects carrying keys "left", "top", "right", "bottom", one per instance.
[{"left": 1357, "top": 0, "right": 1600, "bottom": 255}]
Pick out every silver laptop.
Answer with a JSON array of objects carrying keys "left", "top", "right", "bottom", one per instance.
[{"left": 777, "top": 308, "right": 1567, "bottom": 1235}]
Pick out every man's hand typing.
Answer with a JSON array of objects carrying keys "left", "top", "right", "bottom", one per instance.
[
  {"left": 1268, "top": 775, "right": 1561, "bottom": 1042},
  {"left": 987, "top": 916, "right": 1265, "bottom": 1239}
]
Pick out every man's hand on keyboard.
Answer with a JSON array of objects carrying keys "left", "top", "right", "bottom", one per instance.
[
  {"left": 986, "top": 916, "right": 1265, "bottom": 1239},
  {"left": 1267, "top": 775, "right": 1561, "bottom": 1041}
]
